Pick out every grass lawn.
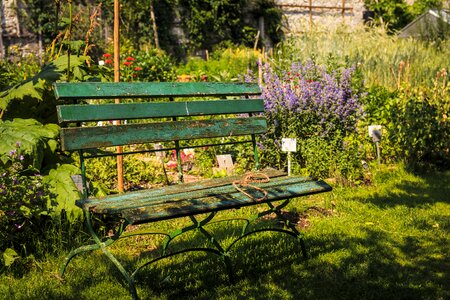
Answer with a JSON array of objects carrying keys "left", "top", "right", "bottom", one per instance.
[{"left": 1, "top": 165, "right": 449, "bottom": 299}]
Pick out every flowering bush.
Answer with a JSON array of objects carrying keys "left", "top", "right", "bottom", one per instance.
[
  {"left": 0, "top": 143, "right": 55, "bottom": 266},
  {"left": 261, "top": 61, "right": 363, "bottom": 137},
  {"left": 258, "top": 61, "right": 365, "bottom": 180},
  {"left": 98, "top": 49, "right": 176, "bottom": 82}
]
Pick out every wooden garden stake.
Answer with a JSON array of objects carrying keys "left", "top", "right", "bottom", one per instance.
[{"left": 114, "top": 0, "right": 124, "bottom": 192}]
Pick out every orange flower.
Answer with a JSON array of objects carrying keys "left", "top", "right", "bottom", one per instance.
[
  {"left": 125, "top": 56, "right": 135, "bottom": 61},
  {"left": 103, "top": 53, "right": 111, "bottom": 58},
  {"left": 123, "top": 61, "right": 132, "bottom": 66},
  {"left": 134, "top": 66, "right": 142, "bottom": 71}
]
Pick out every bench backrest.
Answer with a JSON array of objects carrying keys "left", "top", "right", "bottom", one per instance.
[{"left": 54, "top": 82, "right": 266, "bottom": 190}]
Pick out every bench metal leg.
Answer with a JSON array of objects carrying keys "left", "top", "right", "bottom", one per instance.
[
  {"left": 60, "top": 209, "right": 138, "bottom": 300},
  {"left": 131, "top": 213, "right": 236, "bottom": 284},
  {"left": 132, "top": 247, "right": 235, "bottom": 284},
  {"left": 269, "top": 201, "right": 308, "bottom": 259},
  {"left": 222, "top": 200, "right": 308, "bottom": 259}
]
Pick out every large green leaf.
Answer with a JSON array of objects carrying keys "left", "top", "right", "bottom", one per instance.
[
  {"left": 0, "top": 54, "right": 91, "bottom": 122},
  {"left": 2, "top": 248, "right": 19, "bottom": 267},
  {"left": 43, "top": 164, "right": 83, "bottom": 221},
  {"left": 0, "top": 118, "right": 60, "bottom": 169}
]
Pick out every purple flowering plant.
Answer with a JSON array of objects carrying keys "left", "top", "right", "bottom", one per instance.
[
  {"left": 261, "top": 61, "right": 363, "bottom": 137},
  {"left": 255, "top": 61, "right": 365, "bottom": 179},
  {"left": 0, "top": 142, "right": 54, "bottom": 259}
]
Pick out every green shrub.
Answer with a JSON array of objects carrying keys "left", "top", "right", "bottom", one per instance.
[
  {"left": 177, "top": 47, "right": 261, "bottom": 82},
  {"left": 134, "top": 49, "right": 177, "bottom": 82},
  {"left": 0, "top": 119, "right": 83, "bottom": 221},
  {"left": 0, "top": 143, "right": 55, "bottom": 267},
  {"left": 0, "top": 55, "right": 41, "bottom": 92},
  {"left": 361, "top": 70, "right": 449, "bottom": 167},
  {"left": 299, "top": 133, "right": 365, "bottom": 184},
  {"left": 81, "top": 151, "right": 166, "bottom": 193},
  {"left": 0, "top": 55, "right": 92, "bottom": 123},
  {"left": 97, "top": 49, "right": 177, "bottom": 82}
]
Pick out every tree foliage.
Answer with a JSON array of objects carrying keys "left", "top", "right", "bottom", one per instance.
[{"left": 364, "top": 0, "right": 445, "bottom": 32}]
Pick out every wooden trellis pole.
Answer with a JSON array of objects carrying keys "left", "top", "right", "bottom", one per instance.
[{"left": 114, "top": 0, "right": 124, "bottom": 192}]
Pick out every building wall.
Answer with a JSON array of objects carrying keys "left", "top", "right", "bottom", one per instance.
[{"left": 275, "top": 0, "right": 367, "bottom": 34}]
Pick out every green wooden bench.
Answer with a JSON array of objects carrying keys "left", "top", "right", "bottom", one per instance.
[{"left": 54, "top": 82, "right": 332, "bottom": 299}]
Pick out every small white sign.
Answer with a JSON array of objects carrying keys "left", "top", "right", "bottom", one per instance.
[
  {"left": 154, "top": 143, "right": 165, "bottom": 158},
  {"left": 282, "top": 138, "right": 297, "bottom": 152},
  {"left": 216, "top": 154, "right": 234, "bottom": 175},
  {"left": 368, "top": 125, "right": 382, "bottom": 138}
]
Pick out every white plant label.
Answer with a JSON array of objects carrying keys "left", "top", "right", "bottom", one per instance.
[
  {"left": 368, "top": 125, "right": 382, "bottom": 138},
  {"left": 282, "top": 138, "right": 297, "bottom": 152}
]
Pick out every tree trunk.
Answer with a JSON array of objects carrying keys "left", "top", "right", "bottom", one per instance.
[{"left": 150, "top": 0, "right": 159, "bottom": 49}]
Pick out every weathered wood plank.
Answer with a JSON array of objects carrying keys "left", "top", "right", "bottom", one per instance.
[
  {"left": 60, "top": 117, "right": 267, "bottom": 151},
  {"left": 79, "top": 170, "right": 304, "bottom": 210},
  {"left": 57, "top": 99, "right": 264, "bottom": 123},
  {"left": 77, "top": 168, "right": 286, "bottom": 209},
  {"left": 54, "top": 82, "right": 261, "bottom": 100},
  {"left": 118, "top": 179, "right": 332, "bottom": 224}
]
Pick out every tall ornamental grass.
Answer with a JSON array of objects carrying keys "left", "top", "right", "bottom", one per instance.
[{"left": 273, "top": 26, "right": 449, "bottom": 89}]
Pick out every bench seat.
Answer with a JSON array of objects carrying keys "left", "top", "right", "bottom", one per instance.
[{"left": 77, "top": 169, "right": 332, "bottom": 224}]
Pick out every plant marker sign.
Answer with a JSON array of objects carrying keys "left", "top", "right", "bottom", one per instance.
[{"left": 282, "top": 138, "right": 297, "bottom": 176}]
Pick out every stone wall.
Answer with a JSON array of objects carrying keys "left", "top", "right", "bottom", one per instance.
[
  {"left": 0, "top": 0, "right": 39, "bottom": 59},
  {"left": 275, "top": 0, "right": 367, "bottom": 34}
]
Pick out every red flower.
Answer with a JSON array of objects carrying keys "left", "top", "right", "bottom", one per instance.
[
  {"left": 125, "top": 56, "right": 135, "bottom": 61},
  {"left": 123, "top": 61, "right": 132, "bottom": 66},
  {"left": 134, "top": 66, "right": 142, "bottom": 71},
  {"left": 105, "top": 59, "right": 112, "bottom": 64},
  {"left": 103, "top": 53, "right": 111, "bottom": 58}
]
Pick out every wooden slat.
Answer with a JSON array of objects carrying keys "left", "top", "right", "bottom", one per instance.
[
  {"left": 60, "top": 117, "right": 267, "bottom": 151},
  {"left": 54, "top": 82, "right": 261, "bottom": 100},
  {"left": 90, "top": 176, "right": 317, "bottom": 212},
  {"left": 76, "top": 168, "right": 289, "bottom": 209},
  {"left": 57, "top": 99, "right": 264, "bottom": 123},
  {"left": 118, "top": 179, "right": 332, "bottom": 224}
]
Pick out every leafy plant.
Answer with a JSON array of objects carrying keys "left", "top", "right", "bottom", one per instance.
[
  {"left": 0, "top": 119, "right": 60, "bottom": 170},
  {"left": 0, "top": 143, "right": 55, "bottom": 267},
  {"left": 0, "top": 55, "right": 41, "bottom": 92},
  {"left": 177, "top": 47, "right": 261, "bottom": 82},
  {"left": 43, "top": 163, "right": 82, "bottom": 220},
  {"left": 361, "top": 68, "right": 449, "bottom": 167},
  {"left": 0, "top": 55, "right": 91, "bottom": 123},
  {"left": 0, "top": 119, "right": 83, "bottom": 221},
  {"left": 97, "top": 49, "right": 177, "bottom": 82},
  {"left": 82, "top": 151, "right": 166, "bottom": 193}
]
